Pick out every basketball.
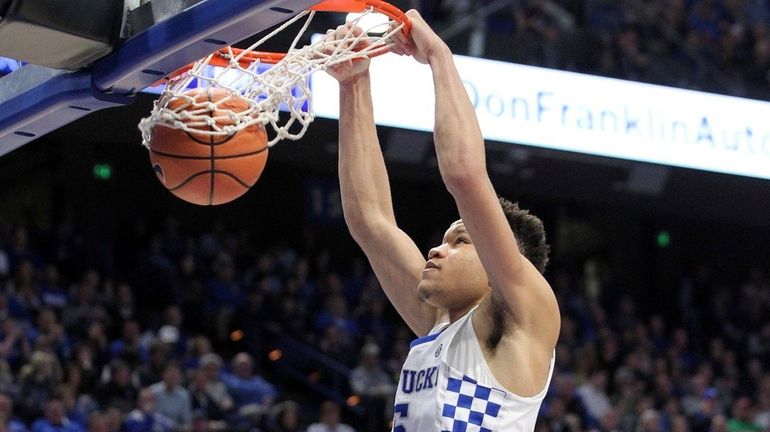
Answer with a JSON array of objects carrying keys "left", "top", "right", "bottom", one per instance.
[{"left": 148, "top": 88, "right": 268, "bottom": 206}]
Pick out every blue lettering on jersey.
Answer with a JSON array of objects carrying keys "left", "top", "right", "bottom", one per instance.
[{"left": 401, "top": 366, "right": 438, "bottom": 394}]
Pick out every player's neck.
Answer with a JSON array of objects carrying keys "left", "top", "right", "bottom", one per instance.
[
  {"left": 447, "top": 296, "right": 486, "bottom": 323},
  {"left": 448, "top": 304, "right": 474, "bottom": 323}
]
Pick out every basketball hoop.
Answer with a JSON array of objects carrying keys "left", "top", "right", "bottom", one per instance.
[{"left": 138, "top": 0, "right": 409, "bottom": 148}]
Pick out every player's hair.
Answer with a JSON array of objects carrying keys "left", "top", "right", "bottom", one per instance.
[{"left": 499, "top": 198, "right": 550, "bottom": 274}]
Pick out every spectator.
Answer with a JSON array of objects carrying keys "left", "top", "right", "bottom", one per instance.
[
  {"left": 637, "top": 408, "right": 661, "bottom": 432},
  {"left": 18, "top": 351, "right": 62, "bottom": 422},
  {"left": 198, "top": 354, "right": 233, "bottom": 418},
  {"left": 712, "top": 414, "right": 730, "bottom": 432},
  {"left": 39, "top": 265, "right": 68, "bottom": 311},
  {"left": 123, "top": 388, "right": 174, "bottom": 432},
  {"left": 221, "top": 353, "right": 276, "bottom": 418},
  {"left": 84, "top": 412, "right": 109, "bottom": 432},
  {"left": 30, "top": 308, "right": 71, "bottom": 365},
  {"left": 205, "top": 254, "right": 242, "bottom": 344},
  {"left": 183, "top": 337, "right": 212, "bottom": 371},
  {"left": 231, "top": 290, "right": 271, "bottom": 355},
  {"left": 6, "top": 227, "right": 38, "bottom": 272},
  {"left": 313, "top": 295, "right": 358, "bottom": 340},
  {"left": 108, "top": 320, "right": 147, "bottom": 366},
  {"left": 65, "top": 345, "right": 100, "bottom": 396},
  {"left": 305, "top": 401, "right": 354, "bottom": 432},
  {"left": 158, "top": 306, "right": 187, "bottom": 359},
  {"left": 7, "top": 260, "right": 41, "bottom": 322},
  {"left": 597, "top": 407, "right": 622, "bottom": 432},
  {"left": 108, "top": 283, "right": 137, "bottom": 328},
  {"left": 189, "top": 414, "right": 211, "bottom": 432},
  {"left": 0, "top": 316, "right": 30, "bottom": 370},
  {"left": 576, "top": 369, "right": 612, "bottom": 424},
  {"left": 553, "top": 373, "right": 589, "bottom": 428},
  {"left": 317, "top": 326, "right": 355, "bottom": 367},
  {"left": 690, "top": 387, "right": 722, "bottom": 432},
  {"left": 542, "top": 397, "right": 580, "bottom": 431},
  {"left": 55, "top": 385, "right": 87, "bottom": 429},
  {"left": 84, "top": 323, "right": 109, "bottom": 371},
  {"left": 727, "top": 397, "right": 761, "bottom": 432},
  {"left": 0, "top": 393, "right": 29, "bottom": 432},
  {"left": 100, "top": 408, "right": 122, "bottom": 432},
  {"left": 138, "top": 342, "right": 170, "bottom": 388},
  {"left": 755, "top": 385, "right": 770, "bottom": 429},
  {"left": 348, "top": 343, "right": 394, "bottom": 432},
  {"left": 670, "top": 414, "right": 690, "bottom": 432},
  {"left": 30, "top": 399, "right": 85, "bottom": 432},
  {"left": 354, "top": 292, "right": 392, "bottom": 349},
  {"left": 188, "top": 368, "right": 226, "bottom": 429},
  {"left": 94, "top": 360, "right": 138, "bottom": 413},
  {"left": 267, "top": 401, "right": 303, "bottom": 432},
  {"left": 149, "top": 362, "right": 191, "bottom": 431},
  {"left": 61, "top": 274, "right": 99, "bottom": 335}
]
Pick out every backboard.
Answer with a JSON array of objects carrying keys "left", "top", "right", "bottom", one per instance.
[{"left": 0, "top": 0, "right": 322, "bottom": 157}]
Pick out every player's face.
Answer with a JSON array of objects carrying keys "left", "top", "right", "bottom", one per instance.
[{"left": 418, "top": 220, "right": 490, "bottom": 311}]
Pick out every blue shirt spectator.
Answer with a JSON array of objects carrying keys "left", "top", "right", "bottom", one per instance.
[
  {"left": 123, "top": 388, "right": 174, "bottom": 432},
  {"left": 206, "top": 256, "right": 242, "bottom": 309},
  {"left": 108, "top": 320, "right": 148, "bottom": 365},
  {"left": 38, "top": 265, "right": 68, "bottom": 310},
  {"left": 30, "top": 399, "right": 84, "bottom": 432},
  {"left": 221, "top": 353, "right": 276, "bottom": 410}
]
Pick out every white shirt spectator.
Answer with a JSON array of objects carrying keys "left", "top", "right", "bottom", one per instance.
[
  {"left": 306, "top": 401, "right": 355, "bottom": 432},
  {"left": 576, "top": 371, "right": 612, "bottom": 421}
]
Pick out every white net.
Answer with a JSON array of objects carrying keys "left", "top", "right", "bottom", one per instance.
[{"left": 138, "top": 8, "right": 403, "bottom": 147}]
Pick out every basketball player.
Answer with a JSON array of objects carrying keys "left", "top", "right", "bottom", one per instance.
[{"left": 326, "top": 11, "right": 560, "bottom": 431}]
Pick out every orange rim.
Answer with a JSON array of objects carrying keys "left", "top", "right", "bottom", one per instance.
[
  {"left": 309, "top": 0, "right": 411, "bottom": 35},
  {"left": 156, "top": 0, "right": 409, "bottom": 85}
]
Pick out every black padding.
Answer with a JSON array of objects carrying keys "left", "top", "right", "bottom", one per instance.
[
  {"left": 0, "top": 0, "right": 11, "bottom": 18},
  {"left": 0, "top": 0, "right": 124, "bottom": 69}
]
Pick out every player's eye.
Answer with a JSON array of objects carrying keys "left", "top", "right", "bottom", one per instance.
[{"left": 455, "top": 237, "right": 468, "bottom": 245}]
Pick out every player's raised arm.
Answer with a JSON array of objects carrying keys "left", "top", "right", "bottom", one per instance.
[
  {"left": 325, "top": 25, "right": 441, "bottom": 336},
  {"left": 395, "top": 12, "right": 559, "bottom": 345}
]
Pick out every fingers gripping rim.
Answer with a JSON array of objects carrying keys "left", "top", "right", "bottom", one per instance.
[
  {"left": 239, "top": 0, "right": 411, "bottom": 62},
  {"left": 159, "top": 0, "right": 409, "bottom": 80}
]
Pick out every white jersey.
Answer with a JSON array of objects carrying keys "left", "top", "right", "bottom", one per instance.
[{"left": 392, "top": 308, "right": 554, "bottom": 432}]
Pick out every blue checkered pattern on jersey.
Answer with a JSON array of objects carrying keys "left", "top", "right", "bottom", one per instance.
[{"left": 441, "top": 374, "right": 502, "bottom": 432}]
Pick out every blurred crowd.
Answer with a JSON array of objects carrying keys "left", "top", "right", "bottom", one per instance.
[
  {"left": 540, "top": 263, "right": 770, "bottom": 432},
  {"left": 0, "top": 218, "right": 386, "bottom": 432},
  {"left": 0, "top": 213, "right": 769, "bottom": 432},
  {"left": 421, "top": 0, "right": 770, "bottom": 98}
]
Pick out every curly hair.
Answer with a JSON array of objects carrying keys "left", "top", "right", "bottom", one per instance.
[{"left": 498, "top": 198, "right": 550, "bottom": 274}]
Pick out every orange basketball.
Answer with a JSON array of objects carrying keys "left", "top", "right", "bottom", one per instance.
[{"left": 148, "top": 88, "right": 268, "bottom": 206}]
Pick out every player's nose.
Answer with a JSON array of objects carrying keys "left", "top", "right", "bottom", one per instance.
[{"left": 428, "top": 245, "right": 446, "bottom": 259}]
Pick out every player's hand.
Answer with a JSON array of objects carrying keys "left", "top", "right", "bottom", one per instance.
[
  {"left": 390, "top": 10, "right": 448, "bottom": 64},
  {"left": 323, "top": 24, "right": 372, "bottom": 84}
]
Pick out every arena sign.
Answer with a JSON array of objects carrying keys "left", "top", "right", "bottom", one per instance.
[{"left": 311, "top": 50, "right": 770, "bottom": 181}]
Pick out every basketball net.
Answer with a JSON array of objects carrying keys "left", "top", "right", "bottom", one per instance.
[{"left": 138, "top": 7, "right": 404, "bottom": 148}]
